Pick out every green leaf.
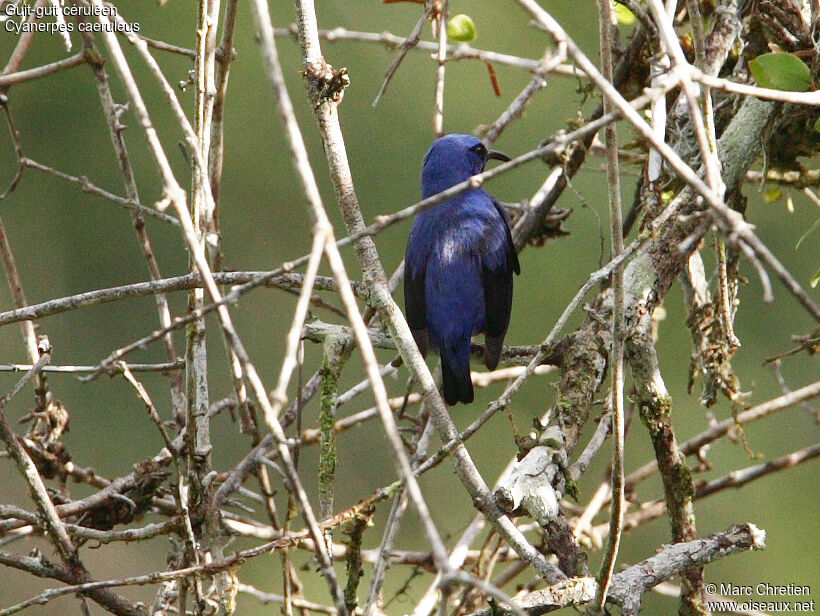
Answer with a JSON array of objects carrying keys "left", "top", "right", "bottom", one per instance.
[
  {"left": 614, "top": 3, "right": 636, "bottom": 25},
  {"left": 749, "top": 52, "right": 812, "bottom": 92},
  {"left": 447, "top": 14, "right": 476, "bottom": 42},
  {"left": 811, "top": 266, "right": 820, "bottom": 288},
  {"left": 814, "top": 116, "right": 820, "bottom": 134}
]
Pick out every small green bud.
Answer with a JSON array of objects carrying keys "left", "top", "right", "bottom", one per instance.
[{"left": 447, "top": 14, "right": 476, "bottom": 42}]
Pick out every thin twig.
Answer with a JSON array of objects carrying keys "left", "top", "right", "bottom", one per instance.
[
  {"left": 593, "top": 0, "right": 626, "bottom": 607},
  {"left": 0, "top": 550, "right": 145, "bottom": 616},
  {"left": 569, "top": 409, "right": 612, "bottom": 482},
  {"left": 0, "top": 52, "right": 86, "bottom": 87},
  {"left": 624, "top": 379, "right": 820, "bottom": 490},
  {"left": 18, "top": 157, "right": 178, "bottom": 224},
  {"left": 692, "top": 69, "right": 820, "bottom": 104},
  {"left": 481, "top": 49, "right": 565, "bottom": 145},
  {"left": 0, "top": 271, "right": 351, "bottom": 328},
  {"left": 0, "top": 0, "right": 49, "bottom": 92},
  {"left": 274, "top": 25, "right": 584, "bottom": 76},
  {"left": 363, "top": 419, "right": 435, "bottom": 616},
  {"left": 607, "top": 445, "right": 820, "bottom": 538},
  {"left": 268, "top": 231, "right": 327, "bottom": 417},
  {"left": 238, "top": 583, "right": 336, "bottom": 615},
  {"left": 0, "top": 215, "right": 50, "bottom": 407},
  {"left": 0, "top": 361, "right": 183, "bottom": 373},
  {"left": 373, "top": 2, "right": 437, "bottom": 105},
  {"left": 432, "top": 0, "right": 448, "bottom": 136}
]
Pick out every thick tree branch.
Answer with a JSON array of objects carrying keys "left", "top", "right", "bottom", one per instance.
[{"left": 468, "top": 524, "right": 765, "bottom": 616}]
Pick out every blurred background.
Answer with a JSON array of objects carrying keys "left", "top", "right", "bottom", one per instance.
[{"left": 0, "top": 1, "right": 818, "bottom": 614}]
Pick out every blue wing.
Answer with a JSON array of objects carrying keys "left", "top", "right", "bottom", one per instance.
[
  {"left": 480, "top": 198, "right": 519, "bottom": 370},
  {"left": 404, "top": 222, "right": 430, "bottom": 356}
]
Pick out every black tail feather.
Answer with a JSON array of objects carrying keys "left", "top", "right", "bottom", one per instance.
[
  {"left": 441, "top": 347, "right": 474, "bottom": 405},
  {"left": 484, "top": 334, "right": 504, "bottom": 371}
]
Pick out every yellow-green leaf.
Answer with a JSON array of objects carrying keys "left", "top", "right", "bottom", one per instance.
[
  {"left": 811, "top": 266, "right": 820, "bottom": 288},
  {"left": 749, "top": 52, "right": 812, "bottom": 92},
  {"left": 796, "top": 217, "right": 820, "bottom": 249},
  {"left": 764, "top": 187, "right": 782, "bottom": 203},
  {"left": 614, "top": 3, "right": 636, "bottom": 25},
  {"left": 447, "top": 14, "right": 476, "bottom": 42}
]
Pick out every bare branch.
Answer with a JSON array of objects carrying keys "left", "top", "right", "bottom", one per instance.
[
  {"left": 593, "top": 0, "right": 626, "bottom": 607},
  {"left": 469, "top": 524, "right": 766, "bottom": 615},
  {"left": 0, "top": 52, "right": 86, "bottom": 88}
]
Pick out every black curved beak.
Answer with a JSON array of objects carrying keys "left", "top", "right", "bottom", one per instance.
[{"left": 487, "top": 149, "right": 511, "bottom": 163}]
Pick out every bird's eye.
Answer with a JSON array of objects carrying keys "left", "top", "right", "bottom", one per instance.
[{"left": 471, "top": 144, "right": 487, "bottom": 157}]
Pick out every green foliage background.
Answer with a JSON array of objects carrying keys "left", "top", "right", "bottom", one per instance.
[{"left": 0, "top": 1, "right": 817, "bottom": 613}]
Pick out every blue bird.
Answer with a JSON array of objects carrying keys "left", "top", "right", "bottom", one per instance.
[{"left": 404, "top": 134, "right": 520, "bottom": 405}]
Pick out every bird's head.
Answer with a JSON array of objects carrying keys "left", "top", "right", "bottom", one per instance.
[{"left": 421, "top": 134, "right": 510, "bottom": 198}]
